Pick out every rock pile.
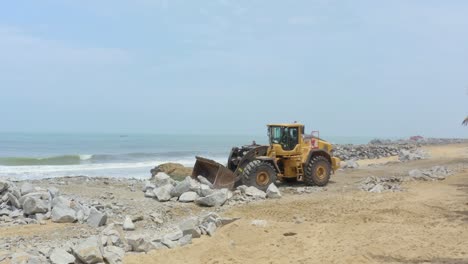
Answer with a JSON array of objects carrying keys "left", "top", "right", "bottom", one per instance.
[
  {"left": 143, "top": 173, "right": 231, "bottom": 206},
  {"left": 333, "top": 144, "right": 412, "bottom": 161},
  {"left": 359, "top": 176, "right": 403, "bottom": 193},
  {"left": 225, "top": 184, "right": 277, "bottom": 205},
  {"left": 334, "top": 143, "right": 432, "bottom": 162},
  {"left": 109, "top": 212, "right": 237, "bottom": 254},
  {"left": 287, "top": 186, "right": 324, "bottom": 194},
  {"left": 359, "top": 166, "right": 453, "bottom": 193},
  {"left": 370, "top": 137, "right": 468, "bottom": 145},
  {"left": 342, "top": 159, "right": 360, "bottom": 169},
  {"left": 1, "top": 208, "right": 238, "bottom": 264},
  {"left": 398, "top": 149, "right": 429, "bottom": 162},
  {"left": 407, "top": 166, "right": 452, "bottom": 181},
  {"left": 143, "top": 173, "right": 282, "bottom": 206},
  {"left": 6, "top": 224, "right": 125, "bottom": 264},
  {"left": 0, "top": 181, "right": 107, "bottom": 228},
  {"left": 334, "top": 137, "right": 467, "bottom": 162}
]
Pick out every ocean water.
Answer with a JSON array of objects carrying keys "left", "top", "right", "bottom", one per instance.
[{"left": 0, "top": 133, "right": 373, "bottom": 180}]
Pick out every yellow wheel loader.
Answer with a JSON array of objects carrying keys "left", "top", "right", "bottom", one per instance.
[{"left": 192, "top": 123, "right": 340, "bottom": 191}]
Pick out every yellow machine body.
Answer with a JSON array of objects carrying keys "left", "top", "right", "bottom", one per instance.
[{"left": 192, "top": 123, "right": 340, "bottom": 189}]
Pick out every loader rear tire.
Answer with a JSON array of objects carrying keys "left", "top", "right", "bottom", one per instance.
[
  {"left": 304, "top": 156, "right": 331, "bottom": 186},
  {"left": 242, "top": 160, "right": 277, "bottom": 191}
]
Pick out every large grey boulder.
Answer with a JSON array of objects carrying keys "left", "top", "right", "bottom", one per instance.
[
  {"left": 266, "top": 183, "right": 281, "bottom": 199},
  {"left": 153, "top": 172, "right": 176, "bottom": 187},
  {"left": 160, "top": 237, "right": 178, "bottom": 248},
  {"left": 101, "top": 224, "right": 124, "bottom": 247},
  {"left": 72, "top": 236, "right": 104, "bottom": 264},
  {"left": 0, "top": 180, "right": 8, "bottom": 193},
  {"left": 86, "top": 207, "right": 107, "bottom": 227},
  {"left": 7, "top": 192, "right": 21, "bottom": 208},
  {"left": 9, "top": 209, "right": 22, "bottom": 218},
  {"left": 47, "top": 187, "right": 61, "bottom": 199},
  {"left": 179, "top": 217, "right": 201, "bottom": 238},
  {"left": 179, "top": 191, "right": 199, "bottom": 202},
  {"left": 72, "top": 202, "right": 91, "bottom": 223},
  {"left": 20, "top": 182, "right": 35, "bottom": 195},
  {"left": 179, "top": 234, "right": 193, "bottom": 246},
  {"left": 164, "top": 228, "right": 183, "bottom": 241},
  {"left": 51, "top": 196, "right": 70, "bottom": 208},
  {"left": 103, "top": 246, "right": 125, "bottom": 264},
  {"left": 51, "top": 200, "right": 76, "bottom": 223},
  {"left": 170, "top": 177, "right": 200, "bottom": 197},
  {"left": 197, "top": 211, "right": 238, "bottom": 232},
  {"left": 153, "top": 184, "right": 174, "bottom": 202},
  {"left": 50, "top": 248, "right": 75, "bottom": 264},
  {"left": 9, "top": 186, "right": 21, "bottom": 199},
  {"left": 199, "top": 212, "right": 222, "bottom": 226},
  {"left": 19, "top": 192, "right": 49, "bottom": 206},
  {"left": 10, "top": 252, "right": 46, "bottom": 264},
  {"left": 195, "top": 189, "right": 230, "bottom": 207},
  {"left": 197, "top": 184, "right": 214, "bottom": 197},
  {"left": 149, "top": 241, "right": 168, "bottom": 250},
  {"left": 200, "top": 221, "right": 217, "bottom": 236},
  {"left": 123, "top": 216, "right": 135, "bottom": 231},
  {"left": 144, "top": 190, "right": 156, "bottom": 198},
  {"left": 0, "top": 208, "right": 11, "bottom": 216},
  {"left": 243, "top": 186, "right": 266, "bottom": 199},
  {"left": 22, "top": 196, "right": 49, "bottom": 215},
  {"left": 126, "top": 235, "right": 155, "bottom": 252},
  {"left": 197, "top": 176, "right": 213, "bottom": 188},
  {"left": 142, "top": 181, "right": 155, "bottom": 192},
  {"left": 76, "top": 210, "right": 85, "bottom": 224}
]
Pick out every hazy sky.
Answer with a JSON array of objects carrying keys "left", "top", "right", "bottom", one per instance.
[{"left": 0, "top": 0, "right": 467, "bottom": 137}]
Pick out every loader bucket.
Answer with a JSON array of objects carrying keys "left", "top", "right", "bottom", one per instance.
[{"left": 192, "top": 156, "right": 237, "bottom": 189}]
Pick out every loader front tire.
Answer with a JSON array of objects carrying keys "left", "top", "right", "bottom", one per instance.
[
  {"left": 304, "top": 156, "right": 331, "bottom": 186},
  {"left": 242, "top": 160, "right": 277, "bottom": 191}
]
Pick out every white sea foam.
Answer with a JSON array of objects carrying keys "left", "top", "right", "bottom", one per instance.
[
  {"left": 79, "top": 154, "right": 93, "bottom": 160},
  {"left": 0, "top": 157, "right": 227, "bottom": 180}
]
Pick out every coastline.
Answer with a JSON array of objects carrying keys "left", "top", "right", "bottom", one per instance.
[
  {"left": 0, "top": 142, "right": 467, "bottom": 263},
  {"left": 1, "top": 137, "right": 467, "bottom": 181}
]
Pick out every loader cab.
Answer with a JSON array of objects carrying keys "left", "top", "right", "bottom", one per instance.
[{"left": 268, "top": 124, "right": 304, "bottom": 152}]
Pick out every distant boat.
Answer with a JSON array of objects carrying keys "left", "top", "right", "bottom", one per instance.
[{"left": 119, "top": 135, "right": 129, "bottom": 138}]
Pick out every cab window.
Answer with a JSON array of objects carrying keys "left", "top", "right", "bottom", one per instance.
[
  {"left": 269, "top": 126, "right": 299, "bottom": 151},
  {"left": 270, "top": 126, "right": 282, "bottom": 144},
  {"left": 285, "top": 127, "right": 298, "bottom": 150}
]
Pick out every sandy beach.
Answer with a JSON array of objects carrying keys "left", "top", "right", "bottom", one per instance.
[
  {"left": 0, "top": 143, "right": 466, "bottom": 263},
  {"left": 122, "top": 143, "right": 468, "bottom": 264}
]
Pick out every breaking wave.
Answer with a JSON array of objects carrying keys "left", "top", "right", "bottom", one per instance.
[
  {"left": 0, "top": 157, "right": 227, "bottom": 180},
  {"left": 0, "top": 155, "right": 88, "bottom": 166},
  {"left": 0, "top": 151, "right": 226, "bottom": 166}
]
